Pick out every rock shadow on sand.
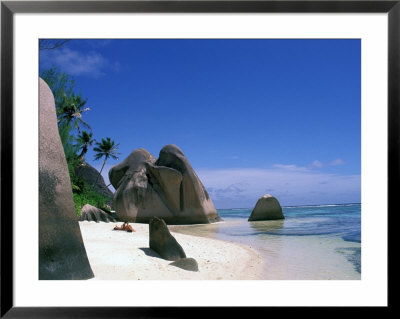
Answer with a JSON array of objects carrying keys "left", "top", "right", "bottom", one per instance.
[{"left": 139, "top": 247, "right": 164, "bottom": 259}]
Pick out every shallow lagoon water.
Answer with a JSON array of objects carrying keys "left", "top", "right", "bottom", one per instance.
[{"left": 170, "top": 204, "right": 361, "bottom": 280}]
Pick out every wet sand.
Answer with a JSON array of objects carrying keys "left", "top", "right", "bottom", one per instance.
[{"left": 169, "top": 219, "right": 361, "bottom": 280}]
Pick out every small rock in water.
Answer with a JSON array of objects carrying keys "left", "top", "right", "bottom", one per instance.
[{"left": 248, "top": 194, "right": 285, "bottom": 221}]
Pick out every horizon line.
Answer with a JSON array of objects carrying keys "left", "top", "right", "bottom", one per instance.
[{"left": 216, "top": 202, "right": 361, "bottom": 210}]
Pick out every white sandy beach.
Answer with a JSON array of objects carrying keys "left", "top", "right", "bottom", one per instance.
[{"left": 79, "top": 221, "right": 264, "bottom": 280}]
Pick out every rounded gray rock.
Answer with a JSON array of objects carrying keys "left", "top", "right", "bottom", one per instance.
[
  {"left": 80, "top": 204, "right": 117, "bottom": 223},
  {"left": 109, "top": 144, "right": 221, "bottom": 224},
  {"left": 248, "top": 194, "right": 285, "bottom": 221}
]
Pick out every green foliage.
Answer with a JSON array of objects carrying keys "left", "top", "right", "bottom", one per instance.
[
  {"left": 73, "top": 184, "right": 108, "bottom": 216},
  {"left": 76, "top": 130, "right": 95, "bottom": 160},
  {"left": 42, "top": 67, "right": 87, "bottom": 167},
  {"left": 58, "top": 122, "right": 83, "bottom": 194},
  {"left": 41, "top": 67, "right": 117, "bottom": 216},
  {"left": 70, "top": 171, "right": 86, "bottom": 194},
  {"left": 59, "top": 122, "right": 81, "bottom": 165},
  {"left": 93, "top": 137, "right": 120, "bottom": 162},
  {"left": 57, "top": 93, "right": 91, "bottom": 133},
  {"left": 72, "top": 174, "right": 112, "bottom": 216},
  {"left": 42, "top": 66, "right": 90, "bottom": 134},
  {"left": 41, "top": 66, "right": 75, "bottom": 110},
  {"left": 92, "top": 137, "right": 121, "bottom": 188}
]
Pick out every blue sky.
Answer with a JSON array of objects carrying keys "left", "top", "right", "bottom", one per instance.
[{"left": 40, "top": 39, "right": 361, "bottom": 208}]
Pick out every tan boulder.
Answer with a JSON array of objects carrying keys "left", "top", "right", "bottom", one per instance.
[
  {"left": 109, "top": 144, "right": 220, "bottom": 224},
  {"left": 39, "top": 78, "right": 94, "bottom": 280}
]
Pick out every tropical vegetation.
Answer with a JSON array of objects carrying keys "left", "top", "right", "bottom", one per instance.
[
  {"left": 76, "top": 130, "right": 95, "bottom": 161},
  {"left": 41, "top": 66, "right": 119, "bottom": 216},
  {"left": 93, "top": 137, "right": 120, "bottom": 187}
]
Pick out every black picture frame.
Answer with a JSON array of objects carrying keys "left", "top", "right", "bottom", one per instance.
[{"left": 1, "top": 0, "right": 394, "bottom": 317}]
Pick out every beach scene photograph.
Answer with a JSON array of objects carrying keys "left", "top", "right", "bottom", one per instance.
[{"left": 38, "top": 38, "right": 361, "bottom": 281}]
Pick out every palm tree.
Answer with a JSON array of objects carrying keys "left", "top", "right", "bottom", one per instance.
[
  {"left": 57, "top": 93, "right": 91, "bottom": 133},
  {"left": 76, "top": 130, "right": 95, "bottom": 161},
  {"left": 92, "top": 137, "right": 120, "bottom": 187}
]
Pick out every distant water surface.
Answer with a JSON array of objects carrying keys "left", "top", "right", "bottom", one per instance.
[{"left": 170, "top": 203, "right": 361, "bottom": 280}]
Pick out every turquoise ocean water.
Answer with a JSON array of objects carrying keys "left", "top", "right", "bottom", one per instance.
[{"left": 170, "top": 203, "right": 361, "bottom": 280}]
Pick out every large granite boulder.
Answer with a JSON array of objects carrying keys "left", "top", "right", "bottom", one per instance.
[
  {"left": 79, "top": 204, "right": 117, "bottom": 223},
  {"left": 109, "top": 144, "right": 220, "bottom": 224},
  {"left": 149, "top": 217, "right": 186, "bottom": 261},
  {"left": 248, "top": 194, "right": 285, "bottom": 221},
  {"left": 75, "top": 163, "right": 113, "bottom": 206},
  {"left": 39, "top": 78, "right": 94, "bottom": 280}
]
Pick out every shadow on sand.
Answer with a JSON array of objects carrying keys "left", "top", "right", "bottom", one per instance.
[{"left": 139, "top": 247, "right": 163, "bottom": 259}]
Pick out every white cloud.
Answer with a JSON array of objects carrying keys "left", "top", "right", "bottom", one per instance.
[
  {"left": 272, "top": 164, "right": 306, "bottom": 171},
  {"left": 330, "top": 158, "right": 345, "bottom": 166},
  {"left": 310, "top": 160, "right": 324, "bottom": 168},
  {"left": 196, "top": 166, "right": 360, "bottom": 208},
  {"left": 40, "top": 47, "right": 113, "bottom": 78},
  {"left": 306, "top": 158, "right": 346, "bottom": 169}
]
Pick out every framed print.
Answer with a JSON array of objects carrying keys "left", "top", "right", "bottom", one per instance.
[{"left": 1, "top": 0, "right": 394, "bottom": 317}]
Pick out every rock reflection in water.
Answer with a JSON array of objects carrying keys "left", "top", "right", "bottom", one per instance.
[
  {"left": 169, "top": 222, "right": 223, "bottom": 240},
  {"left": 170, "top": 218, "right": 285, "bottom": 241},
  {"left": 248, "top": 219, "right": 285, "bottom": 235}
]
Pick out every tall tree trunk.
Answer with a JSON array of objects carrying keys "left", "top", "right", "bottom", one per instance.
[
  {"left": 92, "top": 158, "right": 107, "bottom": 189},
  {"left": 78, "top": 145, "right": 87, "bottom": 162}
]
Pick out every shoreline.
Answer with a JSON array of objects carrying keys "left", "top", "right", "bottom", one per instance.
[
  {"left": 169, "top": 218, "right": 361, "bottom": 280},
  {"left": 79, "top": 221, "right": 264, "bottom": 280}
]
